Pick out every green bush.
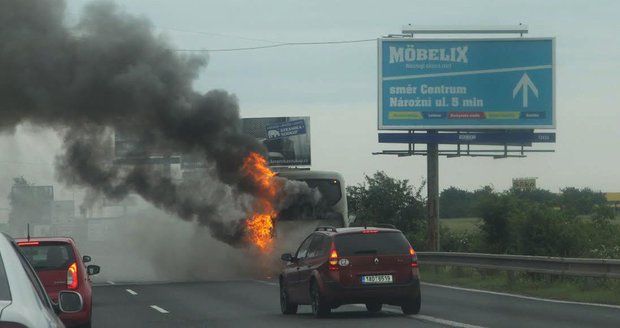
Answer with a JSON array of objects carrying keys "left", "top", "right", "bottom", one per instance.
[
  {"left": 347, "top": 171, "right": 427, "bottom": 247},
  {"left": 472, "top": 191, "right": 620, "bottom": 258},
  {"left": 475, "top": 191, "right": 521, "bottom": 253},
  {"left": 559, "top": 187, "right": 607, "bottom": 216},
  {"left": 347, "top": 171, "right": 619, "bottom": 259},
  {"left": 440, "top": 228, "right": 478, "bottom": 252},
  {"left": 440, "top": 187, "right": 475, "bottom": 218}
]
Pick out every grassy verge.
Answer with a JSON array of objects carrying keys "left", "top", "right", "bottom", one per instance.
[
  {"left": 439, "top": 217, "right": 480, "bottom": 233},
  {"left": 440, "top": 216, "right": 620, "bottom": 232},
  {"left": 420, "top": 265, "right": 620, "bottom": 305}
]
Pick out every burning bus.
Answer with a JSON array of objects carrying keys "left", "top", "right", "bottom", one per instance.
[
  {"left": 240, "top": 155, "right": 350, "bottom": 252},
  {"left": 240, "top": 117, "right": 351, "bottom": 249},
  {"left": 271, "top": 169, "right": 350, "bottom": 248}
]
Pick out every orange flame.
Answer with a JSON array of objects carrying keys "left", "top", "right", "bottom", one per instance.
[{"left": 242, "top": 152, "right": 279, "bottom": 252}]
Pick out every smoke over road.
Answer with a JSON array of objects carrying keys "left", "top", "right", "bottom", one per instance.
[{"left": 0, "top": 0, "right": 316, "bottom": 247}]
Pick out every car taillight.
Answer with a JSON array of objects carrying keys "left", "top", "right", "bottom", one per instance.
[
  {"left": 67, "top": 262, "right": 78, "bottom": 289},
  {"left": 409, "top": 246, "right": 418, "bottom": 268},
  {"left": 328, "top": 243, "right": 339, "bottom": 271},
  {"left": 17, "top": 241, "right": 40, "bottom": 246},
  {"left": 362, "top": 229, "right": 379, "bottom": 234}
]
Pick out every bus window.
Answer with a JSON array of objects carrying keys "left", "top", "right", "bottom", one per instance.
[
  {"left": 275, "top": 170, "right": 348, "bottom": 227},
  {"left": 302, "top": 179, "right": 342, "bottom": 206},
  {"left": 277, "top": 179, "right": 342, "bottom": 221}
]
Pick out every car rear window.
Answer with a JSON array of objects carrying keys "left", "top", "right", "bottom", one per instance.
[
  {"left": 19, "top": 242, "right": 75, "bottom": 271},
  {"left": 0, "top": 252, "right": 11, "bottom": 300},
  {"left": 335, "top": 232, "right": 411, "bottom": 256}
]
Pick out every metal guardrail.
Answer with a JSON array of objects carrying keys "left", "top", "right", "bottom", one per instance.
[{"left": 417, "top": 252, "right": 620, "bottom": 278}]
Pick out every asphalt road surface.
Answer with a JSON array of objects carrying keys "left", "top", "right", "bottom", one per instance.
[{"left": 92, "top": 280, "right": 620, "bottom": 328}]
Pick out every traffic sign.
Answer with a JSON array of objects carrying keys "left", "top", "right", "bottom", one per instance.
[{"left": 378, "top": 38, "right": 554, "bottom": 129}]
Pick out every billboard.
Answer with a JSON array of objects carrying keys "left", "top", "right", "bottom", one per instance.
[
  {"left": 512, "top": 177, "right": 537, "bottom": 191},
  {"left": 378, "top": 38, "right": 554, "bottom": 129},
  {"left": 242, "top": 117, "right": 311, "bottom": 166}
]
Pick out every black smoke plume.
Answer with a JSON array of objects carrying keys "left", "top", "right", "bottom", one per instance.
[{"left": 0, "top": 0, "right": 317, "bottom": 246}]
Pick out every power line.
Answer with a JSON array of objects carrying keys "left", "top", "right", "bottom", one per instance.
[
  {"left": 64, "top": 9, "right": 282, "bottom": 44},
  {"left": 173, "top": 38, "right": 377, "bottom": 52},
  {"left": 156, "top": 26, "right": 281, "bottom": 44},
  {"left": 65, "top": 10, "right": 376, "bottom": 52}
]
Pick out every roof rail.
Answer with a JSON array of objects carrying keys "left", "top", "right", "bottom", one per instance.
[
  {"left": 374, "top": 223, "right": 397, "bottom": 229},
  {"left": 315, "top": 226, "right": 338, "bottom": 233}
]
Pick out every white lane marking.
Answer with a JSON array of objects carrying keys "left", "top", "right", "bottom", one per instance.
[
  {"left": 125, "top": 289, "right": 138, "bottom": 296},
  {"left": 411, "top": 314, "right": 485, "bottom": 328},
  {"left": 107, "top": 281, "right": 115, "bottom": 285},
  {"left": 150, "top": 305, "right": 169, "bottom": 314},
  {"left": 422, "top": 282, "right": 620, "bottom": 310},
  {"left": 253, "top": 280, "right": 278, "bottom": 286},
  {"left": 352, "top": 304, "right": 484, "bottom": 328}
]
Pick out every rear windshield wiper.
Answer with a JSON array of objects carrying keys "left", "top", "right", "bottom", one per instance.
[{"left": 354, "top": 250, "right": 378, "bottom": 254}]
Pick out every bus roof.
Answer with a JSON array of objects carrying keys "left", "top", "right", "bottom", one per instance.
[{"left": 275, "top": 170, "right": 344, "bottom": 181}]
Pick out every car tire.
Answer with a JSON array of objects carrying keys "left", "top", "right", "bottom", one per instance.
[
  {"left": 76, "top": 321, "right": 92, "bottom": 328},
  {"left": 310, "top": 281, "right": 330, "bottom": 318},
  {"left": 365, "top": 302, "right": 383, "bottom": 313},
  {"left": 280, "top": 281, "right": 298, "bottom": 315},
  {"left": 401, "top": 292, "right": 421, "bottom": 315},
  {"left": 366, "top": 303, "right": 383, "bottom": 313},
  {"left": 75, "top": 311, "right": 92, "bottom": 328}
]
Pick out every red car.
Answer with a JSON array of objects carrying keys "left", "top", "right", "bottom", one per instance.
[
  {"left": 16, "top": 237, "right": 100, "bottom": 328},
  {"left": 279, "top": 226, "right": 421, "bottom": 317}
]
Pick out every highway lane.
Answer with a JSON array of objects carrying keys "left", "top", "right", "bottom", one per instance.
[
  {"left": 91, "top": 280, "right": 442, "bottom": 328},
  {"left": 91, "top": 280, "right": 620, "bottom": 328}
]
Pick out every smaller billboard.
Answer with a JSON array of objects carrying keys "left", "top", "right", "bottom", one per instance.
[
  {"left": 605, "top": 193, "right": 620, "bottom": 203},
  {"left": 512, "top": 177, "right": 537, "bottom": 191},
  {"left": 242, "top": 117, "right": 311, "bottom": 166}
]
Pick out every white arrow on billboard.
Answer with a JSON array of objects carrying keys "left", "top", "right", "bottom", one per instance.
[{"left": 512, "top": 73, "right": 539, "bottom": 107}]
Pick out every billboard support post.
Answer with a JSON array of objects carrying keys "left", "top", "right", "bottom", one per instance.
[{"left": 426, "top": 130, "right": 440, "bottom": 251}]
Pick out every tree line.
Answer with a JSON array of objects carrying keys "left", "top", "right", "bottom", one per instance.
[
  {"left": 347, "top": 171, "right": 618, "bottom": 258},
  {"left": 440, "top": 185, "right": 607, "bottom": 218}
]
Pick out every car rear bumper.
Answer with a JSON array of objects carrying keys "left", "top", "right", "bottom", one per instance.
[
  {"left": 61, "top": 310, "right": 91, "bottom": 327},
  {"left": 323, "top": 278, "right": 420, "bottom": 305}
]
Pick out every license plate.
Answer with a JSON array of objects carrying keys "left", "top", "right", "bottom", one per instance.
[{"left": 361, "top": 275, "right": 393, "bottom": 284}]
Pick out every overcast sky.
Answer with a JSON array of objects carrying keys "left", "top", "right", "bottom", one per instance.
[{"left": 1, "top": 0, "right": 619, "bottom": 214}]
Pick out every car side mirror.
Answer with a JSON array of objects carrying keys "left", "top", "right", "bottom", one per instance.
[
  {"left": 58, "top": 291, "right": 83, "bottom": 313},
  {"left": 87, "top": 265, "right": 100, "bottom": 276},
  {"left": 82, "top": 255, "right": 91, "bottom": 263},
  {"left": 280, "top": 253, "right": 295, "bottom": 262}
]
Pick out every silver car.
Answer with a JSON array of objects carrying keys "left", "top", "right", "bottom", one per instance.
[{"left": 0, "top": 233, "right": 84, "bottom": 328}]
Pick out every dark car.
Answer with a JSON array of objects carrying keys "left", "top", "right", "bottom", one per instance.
[
  {"left": 0, "top": 233, "right": 84, "bottom": 328},
  {"left": 279, "top": 226, "right": 421, "bottom": 317},
  {"left": 16, "top": 237, "right": 100, "bottom": 328}
]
